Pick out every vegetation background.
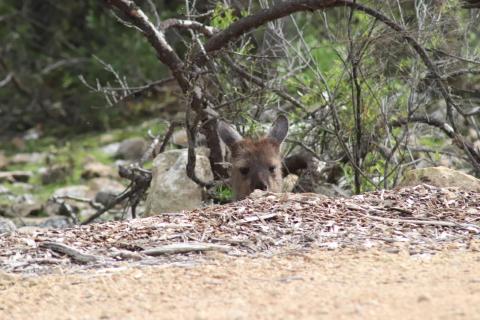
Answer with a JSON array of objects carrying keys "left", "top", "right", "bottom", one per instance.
[{"left": 0, "top": 0, "right": 479, "bottom": 222}]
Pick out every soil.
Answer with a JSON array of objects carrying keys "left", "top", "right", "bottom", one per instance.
[{"left": 1, "top": 248, "right": 479, "bottom": 320}]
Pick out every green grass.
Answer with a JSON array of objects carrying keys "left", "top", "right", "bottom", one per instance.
[{"left": 1, "top": 119, "right": 166, "bottom": 202}]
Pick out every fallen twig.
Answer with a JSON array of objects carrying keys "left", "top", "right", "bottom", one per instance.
[
  {"left": 39, "top": 241, "right": 100, "bottom": 263},
  {"left": 142, "top": 243, "right": 230, "bottom": 256},
  {"left": 346, "top": 202, "right": 480, "bottom": 233},
  {"left": 236, "top": 213, "right": 278, "bottom": 225}
]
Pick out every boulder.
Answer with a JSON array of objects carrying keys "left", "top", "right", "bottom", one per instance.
[
  {"left": 116, "top": 138, "right": 147, "bottom": 161},
  {"left": 51, "top": 185, "right": 94, "bottom": 211},
  {"left": 0, "top": 217, "right": 16, "bottom": 234},
  {"left": 13, "top": 215, "right": 72, "bottom": 229},
  {"left": 399, "top": 166, "right": 480, "bottom": 192},
  {"left": 40, "top": 165, "right": 70, "bottom": 185},
  {"left": 88, "top": 177, "right": 125, "bottom": 207},
  {"left": 0, "top": 171, "right": 32, "bottom": 183},
  {"left": 81, "top": 162, "right": 115, "bottom": 179},
  {"left": 144, "top": 148, "right": 213, "bottom": 215},
  {"left": 53, "top": 185, "right": 93, "bottom": 199},
  {"left": 171, "top": 129, "right": 207, "bottom": 147},
  {"left": 0, "top": 194, "right": 43, "bottom": 217},
  {"left": 10, "top": 152, "right": 46, "bottom": 165},
  {"left": 101, "top": 142, "right": 121, "bottom": 157}
]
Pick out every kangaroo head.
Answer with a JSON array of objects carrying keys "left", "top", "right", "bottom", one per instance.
[{"left": 218, "top": 115, "right": 289, "bottom": 200}]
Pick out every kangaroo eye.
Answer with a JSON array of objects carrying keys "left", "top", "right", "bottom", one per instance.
[
  {"left": 239, "top": 167, "right": 249, "bottom": 175},
  {"left": 269, "top": 165, "right": 276, "bottom": 173}
]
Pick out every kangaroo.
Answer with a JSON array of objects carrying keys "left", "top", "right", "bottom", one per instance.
[{"left": 218, "top": 115, "right": 289, "bottom": 200}]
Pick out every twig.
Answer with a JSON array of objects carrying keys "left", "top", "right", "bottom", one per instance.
[
  {"left": 346, "top": 202, "right": 480, "bottom": 233},
  {"left": 142, "top": 243, "right": 230, "bottom": 256},
  {"left": 39, "top": 241, "right": 100, "bottom": 263},
  {"left": 237, "top": 213, "right": 278, "bottom": 224}
]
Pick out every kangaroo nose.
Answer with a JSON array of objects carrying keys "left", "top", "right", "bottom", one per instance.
[{"left": 254, "top": 181, "right": 267, "bottom": 191}]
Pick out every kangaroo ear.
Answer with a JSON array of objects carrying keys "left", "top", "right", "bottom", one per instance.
[
  {"left": 218, "top": 121, "right": 243, "bottom": 148},
  {"left": 267, "top": 115, "right": 289, "bottom": 144}
]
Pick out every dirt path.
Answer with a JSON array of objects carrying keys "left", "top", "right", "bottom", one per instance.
[{"left": 1, "top": 249, "right": 479, "bottom": 320}]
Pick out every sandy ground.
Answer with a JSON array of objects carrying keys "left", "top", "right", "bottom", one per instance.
[{"left": 1, "top": 249, "right": 479, "bottom": 320}]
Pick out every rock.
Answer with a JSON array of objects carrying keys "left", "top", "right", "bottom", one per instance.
[
  {"left": 94, "top": 191, "right": 116, "bottom": 207},
  {"left": 88, "top": 178, "right": 125, "bottom": 207},
  {"left": 101, "top": 142, "right": 121, "bottom": 157},
  {"left": 399, "top": 166, "right": 480, "bottom": 192},
  {"left": 0, "top": 152, "right": 8, "bottom": 169},
  {"left": 282, "top": 174, "right": 299, "bottom": 192},
  {"left": 81, "top": 162, "right": 115, "bottom": 179},
  {"left": 88, "top": 177, "right": 125, "bottom": 193},
  {"left": 144, "top": 148, "right": 213, "bottom": 215},
  {"left": 43, "top": 199, "right": 63, "bottom": 216},
  {"left": 116, "top": 137, "right": 147, "bottom": 161},
  {"left": 10, "top": 152, "right": 46, "bottom": 165},
  {"left": 13, "top": 215, "right": 72, "bottom": 229},
  {"left": 51, "top": 185, "right": 94, "bottom": 211},
  {"left": 38, "top": 216, "right": 72, "bottom": 229},
  {"left": 53, "top": 185, "right": 92, "bottom": 199},
  {"left": 171, "top": 129, "right": 207, "bottom": 147},
  {"left": 0, "top": 171, "right": 32, "bottom": 183},
  {"left": 10, "top": 182, "right": 34, "bottom": 192},
  {"left": 0, "top": 217, "right": 16, "bottom": 234},
  {"left": 40, "top": 165, "right": 70, "bottom": 185},
  {"left": 0, "top": 194, "right": 43, "bottom": 217}
]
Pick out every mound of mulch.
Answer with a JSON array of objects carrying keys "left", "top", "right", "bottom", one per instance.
[{"left": 1, "top": 184, "right": 479, "bottom": 274}]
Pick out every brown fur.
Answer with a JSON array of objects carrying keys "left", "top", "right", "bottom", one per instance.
[{"left": 230, "top": 137, "right": 283, "bottom": 200}]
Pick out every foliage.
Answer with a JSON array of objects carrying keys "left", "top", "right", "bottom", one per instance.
[{"left": 0, "top": 0, "right": 180, "bottom": 135}]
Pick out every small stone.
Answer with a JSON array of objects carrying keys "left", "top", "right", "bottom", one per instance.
[{"left": 417, "top": 295, "right": 430, "bottom": 303}]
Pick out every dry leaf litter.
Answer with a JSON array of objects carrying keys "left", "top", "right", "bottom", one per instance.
[{"left": 1, "top": 184, "right": 479, "bottom": 275}]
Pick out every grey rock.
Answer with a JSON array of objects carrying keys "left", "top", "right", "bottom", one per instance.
[
  {"left": 116, "top": 137, "right": 148, "bottom": 161},
  {"left": 89, "top": 177, "right": 125, "bottom": 207},
  {"left": 38, "top": 215, "right": 72, "bottom": 229},
  {"left": 13, "top": 215, "right": 72, "bottom": 229},
  {"left": 10, "top": 152, "right": 46, "bottom": 165},
  {"left": 94, "top": 191, "right": 117, "bottom": 207},
  {"left": 0, "top": 194, "right": 43, "bottom": 217},
  {"left": 88, "top": 177, "right": 125, "bottom": 194},
  {"left": 51, "top": 185, "right": 94, "bottom": 211},
  {"left": 53, "top": 185, "right": 92, "bottom": 199},
  {"left": 41, "top": 164, "right": 70, "bottom": 185},
  {"left": 144, "top": 148, "right": 213, "bottom": 215},
  {"left": 0, "top": 217, "right": 16, "bottom": 234},
  {"left": 101, "top": 142, "right": 121, "bottom": 157},
  {"left": 171, "top": 129, "right": 207, "bottom": 147},
  {"left": 399, "top": 166, "right": 480, "bottom": 192},
  {"left": 0, "top": 171, "right": 32, "bottom": 183},
  {"left": 81, "top": 162, "right": 115, "bottom": 179}
]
